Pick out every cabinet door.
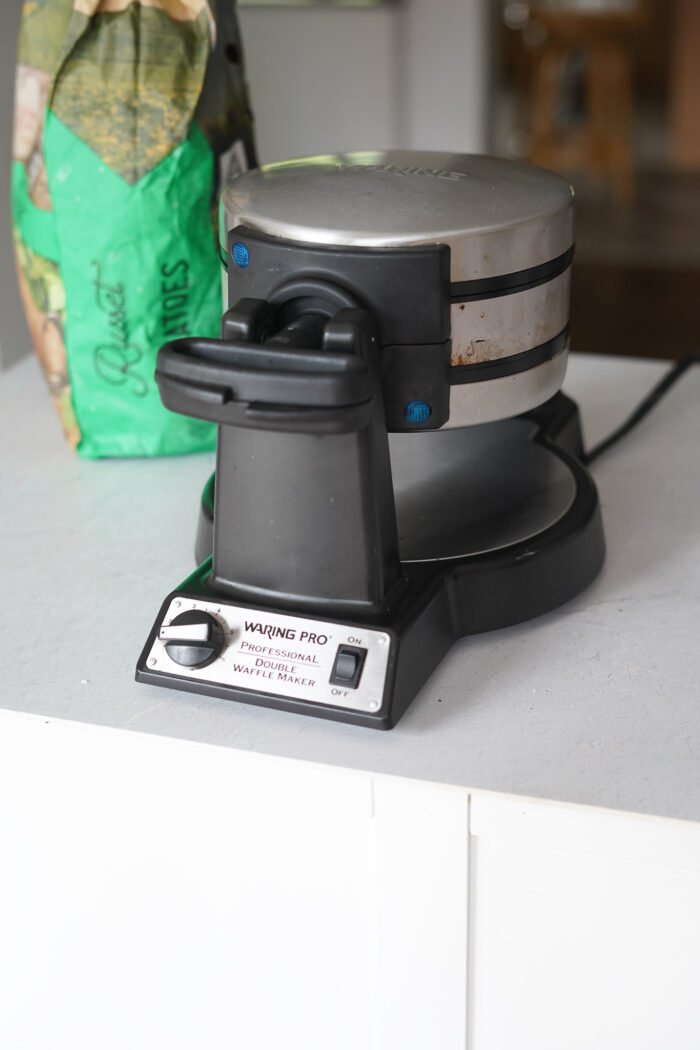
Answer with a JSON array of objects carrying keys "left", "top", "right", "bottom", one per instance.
[
  {"left": 0, "top": 713, "right": 375, "bottom": 1050},
  {"left": 468, "top": 792, "right": 700, "bottom": 1050},
  {"left": 0, "top": 712, "right": 471, "bottom": 1050}
]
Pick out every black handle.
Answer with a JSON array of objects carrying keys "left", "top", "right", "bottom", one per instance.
[{"left": 155, "top": 308, "right": 376, "bottom": 434}]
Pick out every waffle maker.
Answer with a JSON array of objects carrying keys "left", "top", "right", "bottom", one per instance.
[{"left": 136, "top": 150, "right": 605, "bottom": 728}]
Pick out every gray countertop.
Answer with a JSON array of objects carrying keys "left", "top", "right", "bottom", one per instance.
[{"left": 2, "top": 352, "right": 698, "bottom": 821}]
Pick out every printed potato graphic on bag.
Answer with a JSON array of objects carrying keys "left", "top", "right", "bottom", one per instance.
[{"left": 12, "top": 0, "right": 256, "bottom": 457}]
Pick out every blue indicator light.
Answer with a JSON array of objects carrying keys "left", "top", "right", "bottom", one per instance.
[
  {"left": 404, "top": 400, "right": 432, "bottom": 425},
  {"left": 232, "top": 242, "right": 249, "bottom": 268}
]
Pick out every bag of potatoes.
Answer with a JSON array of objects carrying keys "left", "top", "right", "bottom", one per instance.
[{"left": 12, "top": 0, "right": 256, "bottom": 456}]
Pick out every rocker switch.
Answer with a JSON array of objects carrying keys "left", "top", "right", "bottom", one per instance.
[{"left": 330, "top": 645, "right": 367, "bottom": 689}]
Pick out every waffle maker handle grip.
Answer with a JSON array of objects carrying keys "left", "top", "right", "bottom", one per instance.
[{"left": 155, "top": 304, "right": 377, "bottom": 435}]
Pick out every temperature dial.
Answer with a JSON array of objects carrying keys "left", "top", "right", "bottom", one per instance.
[{"left": 160, "top": 610, "right": 225, "bottom": 669}]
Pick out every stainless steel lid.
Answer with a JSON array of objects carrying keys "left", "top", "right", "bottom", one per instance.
[{"left": 221, "top": 150, "right": 574, "bottom": 282}]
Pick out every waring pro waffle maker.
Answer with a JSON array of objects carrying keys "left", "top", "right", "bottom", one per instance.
[{"left": 136, "top": 151, "right": 605, "bottom": 728}]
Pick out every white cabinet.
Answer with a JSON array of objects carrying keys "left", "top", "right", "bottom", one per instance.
[
  {"left": 3, "top": 712, "right": 700, "bottom": 1049},
  {"left": 0, "top": 713, "right": 471, "bottom": 1050},
  {"left": 468, "top": 793, "right": 700, "bottom": 1049}
]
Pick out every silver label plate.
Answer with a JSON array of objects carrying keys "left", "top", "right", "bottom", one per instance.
[{"left": 146, "top": 598, "right": 392, "bottom": 714}]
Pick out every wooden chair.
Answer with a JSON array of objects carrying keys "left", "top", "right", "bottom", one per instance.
[{"left": 528, "top": 1, "right": 651, "bottom": 204}]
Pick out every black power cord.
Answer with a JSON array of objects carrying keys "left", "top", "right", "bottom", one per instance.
[{"left": 583, "top": 354, "right": 699, "bottom": 466}]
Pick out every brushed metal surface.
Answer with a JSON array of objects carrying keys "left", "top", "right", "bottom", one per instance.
[
  {"left": 450, "top": 272, "right": 570, "bottom": 366},
  {"left": 222, "top": 150, "right": 574, "bottom": 281},
  {"left": 444, "top": 351, "right": 569, "bottom": 428},
  {"left": 390, "top": 418, "right": 576, "bottom": 561}
]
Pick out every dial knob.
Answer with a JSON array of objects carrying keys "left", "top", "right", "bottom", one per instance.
[{"left": 160, "top": 610, "right": 225, "bottom": 669}]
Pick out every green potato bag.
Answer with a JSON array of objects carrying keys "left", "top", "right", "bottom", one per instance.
[{"left": 12, "top": 0, "right": 256, "bottom": 457}]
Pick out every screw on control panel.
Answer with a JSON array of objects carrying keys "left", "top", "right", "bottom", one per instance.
[
  {"left": 377, "top": 636, "right": 388, "bottom": 646},
  {"left": 369, "top": 701, "right": 380, "bottom": 710},
  {"left": 173, "top": 600, "right": 181, "bottom": 608},
  {"left": 148, "top": 658, "right": 157, "bottom": 667}
]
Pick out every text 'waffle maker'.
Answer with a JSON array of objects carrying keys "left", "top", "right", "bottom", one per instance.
[{"left": 136, "top": 150, "right": 604, "bottom": 728}]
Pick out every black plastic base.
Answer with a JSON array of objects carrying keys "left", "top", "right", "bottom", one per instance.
[{"left": 138, "top": 394, "right": 605, "bottom": 728}]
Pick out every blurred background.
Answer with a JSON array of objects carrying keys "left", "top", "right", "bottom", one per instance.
[{"left": 1, "top": 0, "right": 697, "bottom": 368}]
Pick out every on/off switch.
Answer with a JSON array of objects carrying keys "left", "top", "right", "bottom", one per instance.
[{"left": 329, "top": 645, "right": 367, "bottom": 689}]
